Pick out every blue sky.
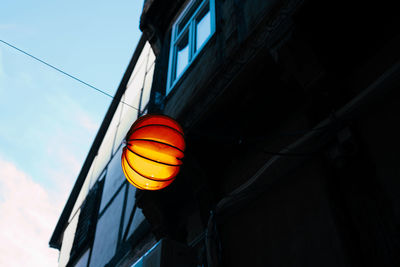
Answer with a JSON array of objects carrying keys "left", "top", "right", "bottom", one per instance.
[{"left": 0, "top": 0, "right": 143, "bottom": 265}]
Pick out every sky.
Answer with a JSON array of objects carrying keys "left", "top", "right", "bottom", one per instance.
[{"left": 0, "top": 0, "right": 144, "bottom": 266}]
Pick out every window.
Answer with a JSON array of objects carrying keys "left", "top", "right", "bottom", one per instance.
[
  {"left": 167, "top": 0, "right": 216, "bottom": 94},
  {"left": 68, "top": 179, "right": 104, "bottom": 265}
]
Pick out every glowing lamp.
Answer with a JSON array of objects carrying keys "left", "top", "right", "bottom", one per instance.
[{"left": 121, "top": 114, "right": 185, "bottom": 190}]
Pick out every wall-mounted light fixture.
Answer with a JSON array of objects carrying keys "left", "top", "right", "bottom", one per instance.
[{"left": 121, "top": 114, "right": 185, "bottom": 190}]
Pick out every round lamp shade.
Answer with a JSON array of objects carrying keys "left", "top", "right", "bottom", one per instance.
[{"left": 121, "top": 114, "right": 185, "bottom": 190}]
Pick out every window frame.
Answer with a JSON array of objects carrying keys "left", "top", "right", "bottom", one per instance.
[
  {"left": 166, "top": 0, "right": 216, "bottom": 95},
  {"left": 68, "top": 179, "right": 104, "bottom": 266}
]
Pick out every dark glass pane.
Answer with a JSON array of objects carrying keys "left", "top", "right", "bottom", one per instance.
[
  {"left": 99, "top": 147, "right": 125, "bottom": 212},
  {"left": 177, "top": 0, "right": 202, "bottom": 34},
  {"left": 89, "top": 190, "right": 125, "bottom": 267},
  {"left": 74, "top": 249, "right": 90, "bottom": 267}
]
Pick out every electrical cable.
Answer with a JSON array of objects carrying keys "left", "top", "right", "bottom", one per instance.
[
  {"left": 261, "top": 149, "right": 316, "bottom": 156},
  {"left": 204, "top": 58, "right": 400, "bottom": 267},
  {"left": 0, "top": 39, "right": 138, "bottom": 110},
  {"left": 205, "top": 117, "right": 336, "bottom": 267}
]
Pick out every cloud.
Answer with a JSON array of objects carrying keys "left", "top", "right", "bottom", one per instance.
[
  {"left": 0, "top": 49, "right": 5, "bottom": 91},
  {"left": 46, "top": 138, "right": 82, "bottom": 177},
  {"left": 0, "top": 48, "right": 3, "bottom": 71},
  {"left": 44, "top": 141, "right": 82, "bottom": 195},
  {"left": 0, "top": 23, "right": 17, "bottom": 30},
  {"left": 0, "top": 157, "right": 64, "bottom": 267},
  {"left": 43, "top": 91, "right": 101, "bottom": 135},
  {"left": 75, "top": 108, "right": 99, "bottom": 134}
]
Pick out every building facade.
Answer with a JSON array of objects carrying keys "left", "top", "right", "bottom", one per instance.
[
  {"left": 49, "top": 36, "right": 158, "bottom": 267},
  {"left": 51, "top": 0, "right": 400, "bottom": 266}
]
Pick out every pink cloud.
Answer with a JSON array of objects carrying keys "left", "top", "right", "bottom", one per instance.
[
  {"left": 0, "top": 49, "right": 5, "bottom": 90},
  {"left": 0, "top": 157, "right": 64, "bottom": 266},
  {"left": 76, "top": 109, "right": 99, "bottom": 134}
]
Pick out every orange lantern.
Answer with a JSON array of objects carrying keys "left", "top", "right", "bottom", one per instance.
[{"left": 121, "top": 114, "right": 185, "bottom": 190}]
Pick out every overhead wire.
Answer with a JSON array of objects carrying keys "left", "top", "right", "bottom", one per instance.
[
  {"left": 0, "top": 39, "right": 138, "bottom": 110},
  {"left": 205, "top": 116, "right": 338, "bottom": 267}
]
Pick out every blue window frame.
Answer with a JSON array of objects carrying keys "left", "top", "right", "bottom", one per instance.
[{"left": 167, "top": 0, "right": 216, "bottom": 95}]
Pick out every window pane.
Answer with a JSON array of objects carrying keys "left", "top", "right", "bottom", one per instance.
[
  {"left": 130, "top": 43, "right": 150, "bottom": 81},
  {"left": 74, "top": 249, "right": 90, "bottom": 267},
  {"left": 123, "top": 184, "right": 146, "bottom": 241},
  {"left": 114, "top": 91, "right": 140, "bottom": 154},
  {"left": 175, "top": 34, "right": 189, "bottom": 79},
  {"left": 195, "top": 7, "right": 211, "bottom": 52},
  {"left": 59, "top": 210, "right": 80, "bottom": 267},
  {"left": 141, "top": 64, "right": 154, "bottom": 112},
  {"left": 177, "top": 0, "right": 202, "bottom": 34},
  {"left": 90, "top": 103, "right": 121, "bottom": 182},
  {"left": 69, "top": 171, "right": 91, "bottom": 221},
  {"left": 99, "top": 147, "right": 125, "bottom": 213},
  {"left": 89, "top": 190, "right": 125, "bottom": 267},
  {"left": 132, "top": 258, "right": 144, "bottom": 267}
]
